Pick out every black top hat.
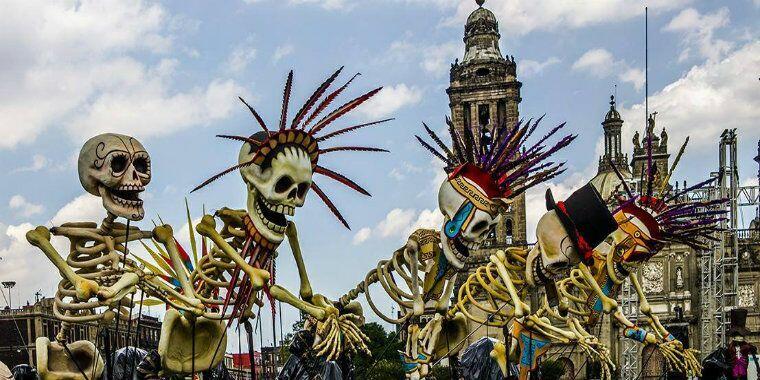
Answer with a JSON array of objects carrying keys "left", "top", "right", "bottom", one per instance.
[
  {"left": 545, "top": 183, "right": 618, "bottom": 264},
  {"left": 728, "top": 308, "right": 752, "bottom": 337}
]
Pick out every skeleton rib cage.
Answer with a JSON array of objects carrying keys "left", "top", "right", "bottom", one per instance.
[{"left": 48, "top": 214, "right": 151, "bottom": 341}]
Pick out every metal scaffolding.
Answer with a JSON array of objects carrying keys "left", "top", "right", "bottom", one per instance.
[{"left": 620, "top": 277, "right": 639, "bottom": 379}]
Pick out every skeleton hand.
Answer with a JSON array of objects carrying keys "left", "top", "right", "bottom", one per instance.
[
  {"left": 196, "top": 215, "right": 270, "bottom": 290},
  {"left": 576, "top": 336, "right": 614, "bottom": 380},
  {"left": 312, "top": 298, "right": 370, "bottom": 361},
  {"left": 654, "top": 338, "right": 701, "bottom": 376}
]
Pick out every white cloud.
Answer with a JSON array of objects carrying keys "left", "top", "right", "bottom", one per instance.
[
  {"left": 0, "top": 0, "right": 244, "bottom": 149},
  {"left": 421, "top": 42, "right": 460, "bottom": 77},
  {"left": 8, "top": 195, "right": 44, "bottom": 217},
  {"left": 663, "top": 7, "right": 732, "bottom": 62},
  {"left": 386, "top": 39, "right": 460, "bottom": 78},
  {"left": 573, "top": 48, "right": 644, "bottom": 91},
  {"left": 352, "top": 227, "right": 372, "bottom": 245},
  {"left": 352, "top": 207, "right": 443, "bottom": 245},
  {"left": 442, "top": 0, "right": 691, "bottom": 37},
  {"left": 518, "top": 57, "right": 561, "bottom": 78},
  {"left": 358, "top": 84, "right": 422, "bottom": 118},
  {"left": 51, "top": 194, "right": 106, "bottom": 225},
  {"left": 288, "top": 0, "right": 350, "bottom": 10},
  {"left": 11, "top": 154, "right": 49, "bottom": 173},
  {"left": 272, "top": 44, "right": 295, "bottom": 63},
  {"left": 226, "top": 39, "right": 258, "bottom": 73},
  {"left": 618, "top": 40, "right": 760, "bottom": 153},
  {"left": 376, "top": 208, "right": 417, "bottom": 238}
]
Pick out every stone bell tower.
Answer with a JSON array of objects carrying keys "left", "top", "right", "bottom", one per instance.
[{"left": 446, "top": 0, "right": 526, "bottom": 247}]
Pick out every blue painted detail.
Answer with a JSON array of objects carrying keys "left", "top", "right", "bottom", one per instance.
[
  {"left": 436, "top": 252, "right": 449, "bottom": 280},
  {"left": 664, "top": 333, "right": 675, "bottom": 342},
  {"left": 593, "top": 277, "right": 615, "bottom": 312},
  {"left": 519, "top": 332, "right": 550, "bottom": 366},
  {"left": 624, "top": 327, "right": 647, "bottom": 343},
  {"left": 445, "top": 202, "right": 474, "bottom": 239}
]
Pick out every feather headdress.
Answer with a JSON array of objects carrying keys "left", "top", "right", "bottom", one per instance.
[
  {"left": 417, "top": 116, "right": 576, "bottom": 203},
  {"left": 610, "top": 124, "right": 726, "bottom": 251},
  {"left": 192, "top": 68, "right": 391, "bottom": 228}
]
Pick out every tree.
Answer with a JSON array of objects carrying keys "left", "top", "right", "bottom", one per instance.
[{"left": 353, "top": 322, "right": 404, "bottom": 378}]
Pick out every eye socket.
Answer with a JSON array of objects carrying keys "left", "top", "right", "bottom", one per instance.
[
  {"left": 297, "top": 183, "right": 310, "bottom": 198},
  {"left": 275, "top": 176, "right": 294, "bottom": 193},
  {"left": 133, "top": 157, "right": 149, "bottom": 174},
  {"left": 472, "top": 221, "right": 488, "bottom": 232},
  {"left": 111, "top": 155, "right": 128, "bottom": 173}
]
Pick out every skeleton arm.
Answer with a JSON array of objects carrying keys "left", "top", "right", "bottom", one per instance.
[{"left": 26, "top": 226, "right": 100, "bottom": 301}]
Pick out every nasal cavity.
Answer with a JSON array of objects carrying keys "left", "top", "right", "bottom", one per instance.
[{"left": 288, "top": 188, "right": 298, "bottom": 199}]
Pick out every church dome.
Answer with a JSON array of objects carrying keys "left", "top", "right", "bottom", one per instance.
[
  {"left": 604, "top": 95, "right": 621, "bottom": 121},
  {"left": 467, "top": 6, "right": 497, "bottom": 25},
  {"left": 590, "top": 167, "right": 632, "bottom": 202}
]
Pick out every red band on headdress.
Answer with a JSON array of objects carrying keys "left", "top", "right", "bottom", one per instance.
[
  {"left": 448, "top": 163, "right": 505, "bottom": 198},
  {"left": 556, "top": 201, "right": 594, "bottom": 264},
  {"left": 620, "top": 202, "right": 662, "bottom": 241}
]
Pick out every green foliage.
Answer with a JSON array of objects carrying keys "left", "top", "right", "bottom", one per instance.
[
  {"left": 539, "top": 359, "right": 567, "bottom": 380},
  {"left": 362, "top": 359, "right": 405, "bottom": 380},
  {"left": 353, "top": 322, "right": 404, "bottom": 378},
  {"left": 429, "top": 365, "right": 454, "bottom": 380}
]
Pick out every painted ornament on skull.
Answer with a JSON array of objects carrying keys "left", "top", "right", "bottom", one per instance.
[
  {"left": 417, "top": 117, "right": 576, "bottom": 270},
  {"left": 79, "top": 133, "right": 151, "bottom": 220}
]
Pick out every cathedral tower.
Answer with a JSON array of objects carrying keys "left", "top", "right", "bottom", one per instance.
[
  {"left": 447, "top": 0, "right": 525, "bottom": 246},
  {"left": 591, "top": 95, "right": 632, "bottom": 200}
]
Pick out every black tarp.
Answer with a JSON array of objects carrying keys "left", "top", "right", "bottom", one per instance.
[
  {"left": 459, "top": 337, "right": 514, "bottom": 380},
  {"left": 111, "top": 347, "right": 148, "bottom": 380},
  {"left": 277, "top": 330, "right": 345, "bottom": 380}
]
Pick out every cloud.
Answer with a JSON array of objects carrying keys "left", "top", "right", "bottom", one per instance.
[
  {"left": 51, "top": 194, "right": 106, "bottom": 225},
  {"left": 226, "top": 39, "right": 258, "bottom": 73},
  {"left": 572, "top": 48, "right": 644, "bottom": 91},
  {"left": 618, "top": 40, "right": 760, "bottom": 153},
  {"left": 11, "top": 154, "right": 49, "bottom": 173},
  {"left": 288, "top": 0, "right": 350, "bottom": 10},
  {"left": 358, "top": 84, "right": 422, "bottom": 118},
  {"left": 663, "top": 7, "right": 732, "bottom": 62},
  {"left": 441, "top": 0, "right": 690, "bottom": 37},
  {"left": 352, "top": 227, "right": 372, "bottom": 245},
  {"left": 376, "top": 208, "right": 417, "bottom": 238},
  {"left": 8, "top": 195, "right": 44, "bottom": 218},
  {"left": 272, "top": 44, "right": 295, "bottom": 63},
  {"left": 420, "top": 42, "right": 460, "bottom": 77},
  {"left": 518, "top": 57, "right": 561, "bottom": 78},
  {"left": 0, "top": 0, "right": 244, "bottom": 149},
  {"left": 386, "top": 39, "right": 460, "bottom": 77},
  {"left": 352, "top": 207, "right": 444, "bottom": 245}
]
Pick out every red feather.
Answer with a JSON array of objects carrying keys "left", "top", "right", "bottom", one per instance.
[
  {"left": 280, "top": 70, "right": 293, "bottom": 131},
  {"left": 238, "top": 96, "right": 268, "bottom": 132},
  {"left": 315, "top": 165, "right": 370, "bottom": 196},
  {"left": 311, "top": 182, "right": 350, "bottom": 229},
  {"left": 291, "top": 67, "right": 344, "bottom": 129},
  {"left": 309, "top": 87, "right": 383, "bottom": 136},
  {"left": 303, "top": 73, "right": 360, "bottom": 128}
]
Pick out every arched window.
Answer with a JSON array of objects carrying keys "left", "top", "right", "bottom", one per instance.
[{"left": 504, "top": 219, "right": 513, "bottom": 244}]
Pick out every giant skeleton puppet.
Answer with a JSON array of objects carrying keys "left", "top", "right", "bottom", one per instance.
[
  {"left": 450, "top": 182, "right": 621, "bottom": 379},
  {"left": 478, "top": 123, "right": 726, "bottom": 379},
  {"left": 183, "top": 68, "right": 390, "bottom": 368},
  {"left": 339, "top": 117, "right": 576, "bottom": 379},
  {"left": 527, "top": 131, "right": 726, "bottom": 378},
  {"left": 26, "top": 134, "right": 154, "bottom": 380}
]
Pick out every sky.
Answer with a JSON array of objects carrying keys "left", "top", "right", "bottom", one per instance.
[{"left": 0, "top": 0, "right": 758, "bottom": 354}]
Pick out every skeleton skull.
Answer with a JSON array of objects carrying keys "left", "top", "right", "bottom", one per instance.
[
  {"left": 78, "top": 133, "right": 151, "bottom": 221},
  {"left": 438, "top": 178, "right": 500, "bottom": 269},
  {"left": 608, "top": 209, "right": 661, "bottom": 264},
  {"left": 525, "top": 210, "right": 580, "bottom": 287},
  {"left": 239, "top": 132, "right": 312, "bottom": 244}
]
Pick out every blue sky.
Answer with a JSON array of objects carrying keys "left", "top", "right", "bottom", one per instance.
[{"left": 0, "top": 0, "right": 758, "bottom": 352}]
